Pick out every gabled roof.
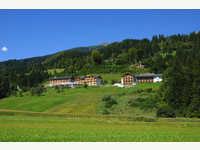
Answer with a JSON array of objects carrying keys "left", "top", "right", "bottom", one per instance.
[{"left": 121, "top": 72, "right": 133, "bottom": 77}]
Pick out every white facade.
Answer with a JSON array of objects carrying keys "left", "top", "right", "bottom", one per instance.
[
  {"left": 153, "top": 76, "right": 162, "bottom": 83},
  {"left": 113, "top": 83, "right": 136, "bottom": 88},
  {"left": 121, "top": 78, "right": 124, "bottom": 85},
  {"left": 49, "top": 82, "right": 79, "bottom": 88},
  {"left": 113, "top": 83, "right": 125, "bottom": 88}
]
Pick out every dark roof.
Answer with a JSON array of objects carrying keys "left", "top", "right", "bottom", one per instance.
[
  {"left": 94, "top": 76, "right": 102, "bottom": 79},
  {"left": 121, "top": 72, "right": 133, "bottom": 77},
  {"left": 135, "top": 73, "right": 162, "bottom": 78},
  {"left": 49, "top": 76, "right": 72, "bottom": 80}
]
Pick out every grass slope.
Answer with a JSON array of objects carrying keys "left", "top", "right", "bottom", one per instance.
[{"left": 0, "top": 83, "right": 160, "bottom": 115}]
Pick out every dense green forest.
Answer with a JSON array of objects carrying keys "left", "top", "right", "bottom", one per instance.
[{"left": 0, "top": 31, "right": 200, "bottom": 117}]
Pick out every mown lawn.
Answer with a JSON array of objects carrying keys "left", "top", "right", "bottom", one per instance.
[{"left": 0, "top": 115, "right": 200, "bottom": 142}]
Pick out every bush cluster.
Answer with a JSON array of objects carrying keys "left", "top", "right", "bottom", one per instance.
[
  {"left": 128, "top": 96, "right": 158, "bottom": 111},
  {"left": 30, "top": 86, "right": 45, "bottom": 96},
  {"left": 100, "top": 95, "right": 118, "bottom": 115},
  {"left": 156, "top": 105, "right": 176, "bottom": 118}
]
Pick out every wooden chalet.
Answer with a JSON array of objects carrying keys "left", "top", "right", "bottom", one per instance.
[
  {"left": 120, "top": 73, "right": 162, "bottom": 86},
  {"left": 121, "top": 73, "right": 134, "bottom": 86},
  {"left": 84, "top": 75, "right": 102, "bottom": 86},
  {"left": 74, "top": 76, "right": 85, "bottom": 85}
]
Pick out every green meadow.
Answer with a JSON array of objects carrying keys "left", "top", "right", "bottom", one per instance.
[
  {"left": 0, "top": 115, "right": 200, "bottom": 142},
  {"left": 0, "top": 82, "right": 200, "bottom": 142}
]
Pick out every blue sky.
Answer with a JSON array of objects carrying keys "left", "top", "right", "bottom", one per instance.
[{"left": 0, "top": 9, "right": 200, "bottom": 62}]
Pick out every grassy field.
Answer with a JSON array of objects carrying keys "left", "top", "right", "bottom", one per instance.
[
  {"left": 0, "top": 115, "right": 200, "bottom": 142},
  {"left": 1, "top": 82, "right": 200, "bottom": 142},
  {"left": 100, "top": 73, "right": 121, "bottom": 83},
  {"left": 48, "top": 68, "right": 65, "bottom": 74}
]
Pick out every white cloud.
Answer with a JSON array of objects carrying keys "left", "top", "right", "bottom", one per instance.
[{"left": 1, "top": 46, "right": 8, "bottom": 52}]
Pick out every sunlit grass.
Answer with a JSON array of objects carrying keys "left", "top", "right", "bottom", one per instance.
[{"left": 0, "top": 115, "right": 200, "bottom": 142}]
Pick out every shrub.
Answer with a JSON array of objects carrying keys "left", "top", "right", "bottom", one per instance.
[
  {"left": 55, "top": 86, "right": 61, "bottom": 93},
  {"left": 128, "top": 97, "right": 158, "bottom": 111},
  {"left": 143, "top": 117, "right": 157, "bottom": 122},
  {"left": 101, "top": 95, "right": 118, "bottom": 109},
  {"left": 128, "top": 97, "right": 145, "bottom": 107},
  {"left": 118, "top": 92, "right": 125, "bottom": 97},
  {"left": 186, "top": 111, "right": 200, "bottom": 118},
  {"left": 136, "top": 89, "right": 144, "bottom": 93},
  {"left": 102, "top": 80, "right": 108, "bottom": 85},
  {"left": 145, "top": 88, "right": 153, "bottom": 93},
  {"left": 55, "top": 85, "right": 65, "bottom": 93},
  {"left": 31, "top": 86, "right": 44, "bottom": 96},
  {"left": 127, "top": 116, "right": 157, "bottom": 122},
  {"left": 100, "top": 108, "right": 110, "bottom": 115},
  {"left": 140, "top": 98, "right": 158, "bottom": 110},
  {"left": 128, "top": 100, "right": 139, "bottom": 107},
  {"left": 111, "top": 80, "right": 117, "bottom": 85},
  {"left": 18, "top": 91, "right": 23, "bottom": 97},
  {"left": 135, "top": 97, "right": 146, "bottom": 102},
  {"left": 83, "top": 83, "right": 88, "bottom": 88},
  {"left": 156, "top": 106, "right": 176, "bottom": 118},
  {"left": 105, "top": 99, "right": 118, "bottom": 108},
  {"left": 102, "top": 95, "right": 112, "bottom": 102}
]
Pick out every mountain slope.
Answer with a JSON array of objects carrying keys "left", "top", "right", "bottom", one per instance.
[{"left": 0, "top": 44, "right": 106, "bottom": 69}]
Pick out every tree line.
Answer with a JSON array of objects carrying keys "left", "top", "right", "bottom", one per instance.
[
  {"left": 0, "top": 63, "right": 48, "bottom": 98},
  {"left": 157, "top": 32, "right": 200, "bottom": 117}
]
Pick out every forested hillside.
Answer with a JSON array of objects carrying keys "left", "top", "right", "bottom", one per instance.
[
  {"left": 1, "top": 32, "right": 199, "bottom": 75},
  {"left": 0, "top": 44, "right": 105, "bottom": 69},
  {"left": 158, "top": 33, "right": 200, "bottom": 117}
]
